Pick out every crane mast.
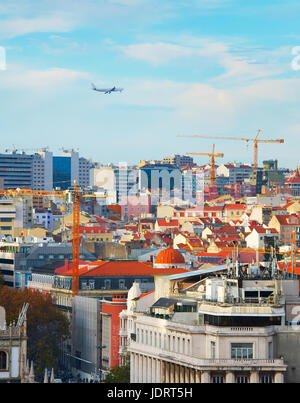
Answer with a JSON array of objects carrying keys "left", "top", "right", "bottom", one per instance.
[{"left": 186, "top": 144, "right": 224, "bottom": 186}]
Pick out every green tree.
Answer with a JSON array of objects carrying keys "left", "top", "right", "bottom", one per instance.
[
  {"left": 0, "top": 286, "right": 70, "bottom": 378},
  {"left": 104, "top": 364, "right": 130, "bottom": 383}
]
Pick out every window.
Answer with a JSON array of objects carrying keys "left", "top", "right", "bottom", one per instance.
[
  {"left": 260, "top": 374, "right": 273, "bottom": 383},
  {"left": 0, "top": 351, "right": 7, "bottom": 370},
  {"left": 212, "top": 375, "right": 224, "bottom": 383},
  {"left": 268, "top": 342, "right": 273, "bottom": 359},
  {"left": 231, "top": 343, "right": 253, "bottom": 359},
  {"left": 119, "top": 279, "right": 126, "bottom": 289},
  {"left": 236, "top": 375, "right": 249, "bottom": 383},
  {"left": 211, "top": 341, "right": 216, "bottom": 359}
]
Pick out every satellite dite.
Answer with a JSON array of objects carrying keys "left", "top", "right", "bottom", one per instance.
[{"left": 91, "top": 83, "right": 123, "bottom": 94}]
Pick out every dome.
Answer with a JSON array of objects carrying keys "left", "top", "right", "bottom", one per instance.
[{"left": 155, "top": 245, "right": 185, "bottom": 265}]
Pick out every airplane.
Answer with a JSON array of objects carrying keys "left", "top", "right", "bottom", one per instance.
[{"left": 91, "top": 83, "right": 123, "bottom": 94}]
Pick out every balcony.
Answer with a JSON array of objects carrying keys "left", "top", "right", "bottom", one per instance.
[{"left": 129, "top": 341, "right": 286, "bottom": 372}]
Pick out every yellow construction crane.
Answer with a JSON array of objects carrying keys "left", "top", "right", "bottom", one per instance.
[
  {"left": 178, "top": 130, "right": 284, "bottom": 172},
  {"left": 186, "top": 144, "right": 224, "bottom": 186}
]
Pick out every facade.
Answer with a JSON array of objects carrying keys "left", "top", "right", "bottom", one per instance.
[
  {"left": 127, "top": 271, "right": 294, "bottom": 383},
  {"left": 268, "top": 214, "right": 300, "bottom": 246},
  {"left": 0, "top": 306, "right": 28, "bottom": 383},
  {"left": 70, "top": 296, "right": 102, "bottom": 382},
  {"left": 79, "top": 157, "right": 93, "bottom": 189},
  {"left": 114, "top": 165, "right": 139, "bottom": 203},
  {"left": 161, "top": 155, "right": 194, "bottom": 167},
  {"left": 32, "top": 150, "right": 53, "bottom": 191},
  {"left": 217, "top": 163, "right": 252, "bottom": 185},
  {"left": 139, "top": 163, "right": 182, "bottom": 206},
  {"left": 53, "top": 150, "right": 79, "bottom": 190},
  {"left": 101, "top": 296, "right": 127, "bottom": 373},
  {"left": 34, "top": 209, "right": 53, "bottom": 229},
  {"left": 245, "top": 227, "right": 279, "bottom": 249},
  {"left": 0, "top": 152, "right": 33, "bottom": 189},
  {"left": 120, "top": 194, "right": 152, "bottom": 219}
]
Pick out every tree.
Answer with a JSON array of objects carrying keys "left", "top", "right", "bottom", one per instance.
[
  {"left": 0, "top": 271, "right": 4, "bottom": 288},
  {"left": 104, "top": 364, "right": 130, "bottom": 383},
  {"left": 0, "top": 286, "right": 70, "bottom": 378}
]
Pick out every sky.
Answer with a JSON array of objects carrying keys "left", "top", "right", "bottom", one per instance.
[{"left": 0, "top": 0, "right": 300, "bottom": 168}]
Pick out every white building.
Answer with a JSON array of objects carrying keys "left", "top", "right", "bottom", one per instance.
[
  {"left": 79, "top": 157, "right": 93, "bottom": 189},
  {"left": 32, "top": 150, "right": 53, "bottom": 191},
  {"left": 217, "top": 163, "right": 252, "bottom": 185},
  {"left": 126, "top": 270, "right": 292, "bottom": 383},
  {"left": 245, "top": 227, "right": 279, "bottom": 249}
]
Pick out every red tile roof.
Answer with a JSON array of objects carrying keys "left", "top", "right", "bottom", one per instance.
[
  {"left": 253, "top": 227, "right": 278, "bottom": 234},
  {"left": 156, "top": 219, "right": 179, "bottom": 227},
  {"left": 55, "top": 259, "right": 90, "bottom": 275},
  {"left": 61, "top": 260, "right": 189, "bottom": 277},
  {"left": 224, "top": 204, "right": 246, "bottom": 210},
  {"left": 79, "top": 226, "right": 111, "bottom": 234}
]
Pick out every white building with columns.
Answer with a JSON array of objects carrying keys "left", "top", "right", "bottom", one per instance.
[{"left": 125, "top": 270, "right": 294, "bottom": 383}]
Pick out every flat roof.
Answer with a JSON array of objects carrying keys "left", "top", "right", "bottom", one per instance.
[{"left": 162, "top": 265, "right": 227, "bottom": 281}]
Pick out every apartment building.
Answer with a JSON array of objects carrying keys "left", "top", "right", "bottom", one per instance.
[{"left": 217, "top": 163, "right": 252, "bottom": 185}]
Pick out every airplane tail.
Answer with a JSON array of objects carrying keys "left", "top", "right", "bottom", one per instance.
[{"left": 91, "top": 83, "right": 96, "bottom": 90}]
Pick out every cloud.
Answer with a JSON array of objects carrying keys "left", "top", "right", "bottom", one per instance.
[
  {"left": 0, "top": 16, "right": 76, "bottom": 39},
  {"left": 0, "top": 66, "right": 89, "bottom": 90},
  {"left": 118, "top": 42, "right": 196, "bottom": 65},
  {"left": 118, "top": 39, "right": 292, "bottom": 84}
]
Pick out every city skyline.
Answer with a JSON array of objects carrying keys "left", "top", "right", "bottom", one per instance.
[{"left": 0, "top": 0, "right": 299, "bottom": 167}]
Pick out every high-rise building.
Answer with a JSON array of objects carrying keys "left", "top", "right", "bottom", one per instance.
[
  {"left": 53, "top": 149, "right": 79, "bottom": 190},
  {"left": 79, "top": 157, "right": 94, "bottom": 189},
  {"left": 32, "top": 150, "right": 53, "bottom": 191},
  {"left": 0, "top": 151, "right": 33, "bottom": 189}
]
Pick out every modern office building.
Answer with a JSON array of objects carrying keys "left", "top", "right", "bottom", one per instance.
[
  {"left": 0, "top": 152, "right": 33, "bottom": 189},
  {"left": 32, "top": 150, "right": 53, "bottom": 191},
  {"left": 53, "top": 150, "right": 79, "bottom": 190},
  {"left": 79, "top": 158, "right": 94, "bottom": 189}
]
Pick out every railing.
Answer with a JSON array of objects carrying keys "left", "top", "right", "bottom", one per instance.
[
  {"left": 0, "top": 326, "right": 23, "bottom": 337},
  {"left": 205, "top": 358, "right": 285, "bottom": 366},
  {"left": 129, "top": 342, "right": 286, "bottom": 369},
  {"left": 230, "top": 327, "right": 253, "bottom": 332}
]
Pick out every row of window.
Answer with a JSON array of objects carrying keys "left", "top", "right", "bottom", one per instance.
[
  {"left": 212, "top": 373, "right": 273, "bottom": 383},
  {"left": 136, "top": 327, "right": 191, "bottom": 355}
]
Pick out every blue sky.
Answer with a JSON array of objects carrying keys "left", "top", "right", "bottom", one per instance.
[{"left": 0, "top": 0, "right": 299, "bottom": 168}]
